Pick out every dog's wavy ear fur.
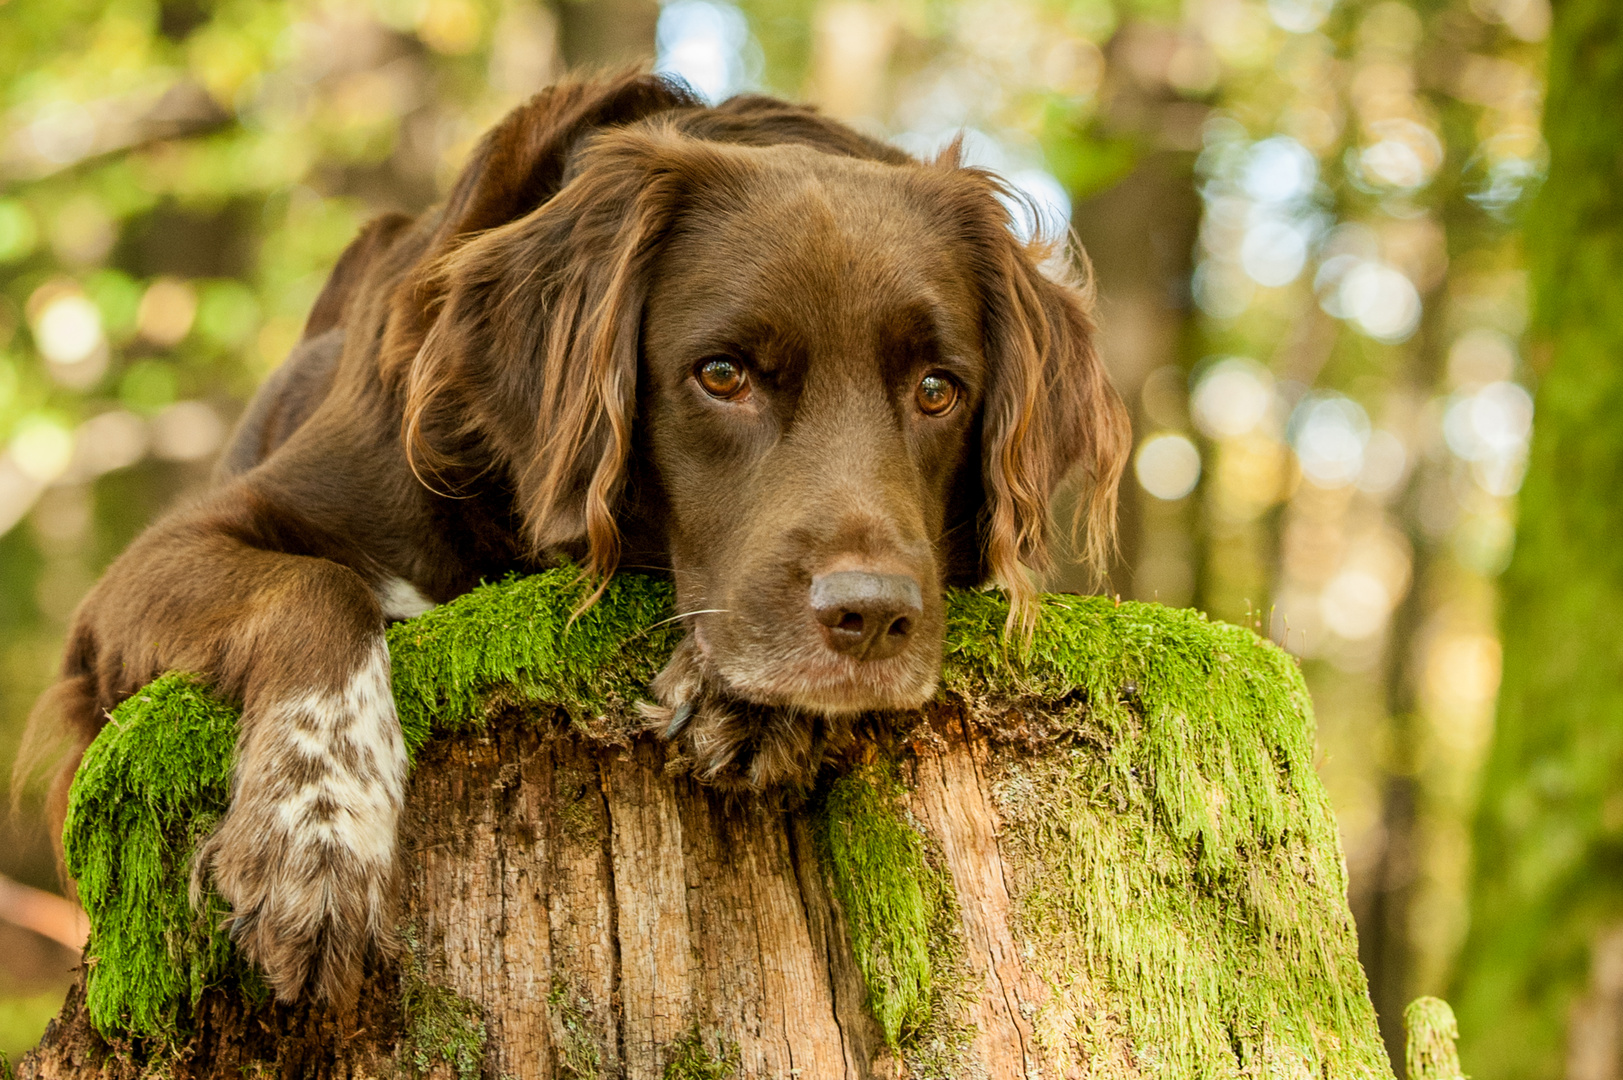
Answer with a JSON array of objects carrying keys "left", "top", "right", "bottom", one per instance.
[
  {"left": 953, "top": 171, "right": 1132, "bottom": 631},
  {"left": 388, "top": 75, "right": 697, "bottom": 584},
  {"left": 436, "top": 71, "right": 696, "bottom": 239}
]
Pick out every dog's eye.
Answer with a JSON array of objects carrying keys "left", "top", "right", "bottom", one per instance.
[
  {"left": 697, "top": 358, "right": 748, "bottom": 399},
  {"left": 915, "top": 372, "right": 960, "bottom": 417}
]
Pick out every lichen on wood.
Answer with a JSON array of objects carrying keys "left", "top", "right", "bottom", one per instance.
[
  {"left": 548, "top": 977, "right": 605, "bottom": 1080},
  {"left": 52, "top": 567, "right": 1391, "bottom": 1077},
  {"left": 659, "top": 1026, "right": 737, "bottom": 1080},
  {"left": 398, "top": 924, "right": 487, "bottom": 1080}
]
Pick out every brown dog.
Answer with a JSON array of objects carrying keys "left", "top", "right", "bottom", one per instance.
[{"left": 22, "top": 72, "right": 1129, "bottom": 1006}]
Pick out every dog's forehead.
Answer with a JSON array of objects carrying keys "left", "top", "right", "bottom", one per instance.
[{"left": 648, "top": 145, "right": 985, "bottom": 350}]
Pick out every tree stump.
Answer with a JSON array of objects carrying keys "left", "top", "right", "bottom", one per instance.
[{"left": 16, "top": 571, "right": 1393, "bottom": 1079}]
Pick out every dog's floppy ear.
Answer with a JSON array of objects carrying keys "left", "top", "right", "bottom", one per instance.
[
  {"left": 437, "top": 71, "right": 697, "bottom": 239},
  {"left": 382, "top": 72, "right": 695, "bottom": 373},
  {"left": 967, "top": 188, "right": 1132, "bottom": 630},
  {"left": 399, "top": 127, "right": 689, "bottom": 584},
  {"left": 384, "top": 74, "right": 697, "bottom": 585}
]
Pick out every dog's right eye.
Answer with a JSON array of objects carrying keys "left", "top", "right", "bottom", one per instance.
[
  {"left": 915, "top": 372, "right": 961, "bottom": 417},
  {"left": 696, "top": 357, "right": 748, "bottom": 400}
]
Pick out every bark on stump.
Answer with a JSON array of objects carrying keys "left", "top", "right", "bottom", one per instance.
[{"left": 16, "top": 571, "right": 1394, "bottom": 1079}]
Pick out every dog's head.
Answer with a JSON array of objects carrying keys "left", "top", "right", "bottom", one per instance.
[{"left": 393, "top": 75, "right": 1130, "bottom": 786}]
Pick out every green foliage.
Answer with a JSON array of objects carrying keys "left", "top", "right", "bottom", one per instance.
[
  {"left": 0, "top": 0, "right": 522, "bottom": 697},
  {"left": 1453, "top": 1, "right": 1623, "bottom": 1076},
  {"left": 1040, "top": 123, "right": 1140, "bottom": 202}
]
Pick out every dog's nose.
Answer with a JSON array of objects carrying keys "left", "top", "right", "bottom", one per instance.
[{"left": 809, "top": 571, "right": 923, "bottom": 661}]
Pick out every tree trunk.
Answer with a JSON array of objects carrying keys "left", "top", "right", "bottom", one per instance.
[
  {"left": 17, "top": 572, "right": 1391, "bottom": 1079},
  {"left": 1451, "top": 3, "right": 1623, "bottom": 1078}
]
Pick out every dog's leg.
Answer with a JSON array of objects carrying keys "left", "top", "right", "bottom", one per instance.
[
  {"left": 193, "top": 633, "right": 404, "bottom": 1006},
  {"left": 71, "top": 515, "right": 406, "bottom": 1005}
]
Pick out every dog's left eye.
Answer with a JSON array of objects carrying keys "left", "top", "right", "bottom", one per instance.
[
  {"left": 915, "top": 372, "right": 961, "bottom": 417},
  {"left": 697, "top": 357, "right": 748, "bottom": 400}
]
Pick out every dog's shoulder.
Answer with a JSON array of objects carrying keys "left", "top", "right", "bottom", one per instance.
[{"left": 213, "top": 326, "right": 343, "bottom": 481}]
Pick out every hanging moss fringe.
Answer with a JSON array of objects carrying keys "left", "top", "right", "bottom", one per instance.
[
  {"left": 816, "top": 762, "right": 939, "bottom": 1047},
  {"left": 62, "top": 569, "right": 1390, "bottom": 1076}
]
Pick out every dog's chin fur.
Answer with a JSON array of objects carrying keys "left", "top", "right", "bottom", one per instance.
[
  {"left": 642, "top": 634, "right": 930, "bottom": 795},
  {"left": 704, "top": 642, "right": 941, "bottom": 718}
]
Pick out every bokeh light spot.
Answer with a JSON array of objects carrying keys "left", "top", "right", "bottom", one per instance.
[
  {"left": 1291, "top": 393, "right": 1370, "bottom": 488},
  {"left": 1192, "top": 357, "right": 1274, "bottom": 439},
  {"left": 1135, "top": 433, "right": 1203, "bottom": 500}
]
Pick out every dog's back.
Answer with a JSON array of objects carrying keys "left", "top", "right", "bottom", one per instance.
[{"left": 216, "top": 212, "right": 416, "bottom": 478}]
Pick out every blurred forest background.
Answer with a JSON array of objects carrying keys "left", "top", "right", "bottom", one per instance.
[{"left": 0, "top": 0, "right": 1573, "bottom": 1071}]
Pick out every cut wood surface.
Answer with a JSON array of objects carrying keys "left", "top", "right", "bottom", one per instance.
[{"left": 16, "top": 570, "right": 1393, "bottom": 1079}]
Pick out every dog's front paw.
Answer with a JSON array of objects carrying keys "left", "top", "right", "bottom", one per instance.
[
  {"left": 194, "top": 800, "right": 399, "bottom": 1005},
  {"left": 193, "top": 643, "right": 407, "bottom": 1005},
  {"left": 643, "top": 637, "right": 853, "bottom": 794}
]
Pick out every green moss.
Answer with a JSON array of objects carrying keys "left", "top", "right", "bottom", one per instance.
[
  {"left": 942, "top": 591, "right": 1391, "bottom": 1077},
  {"left": 1404, "top": 997, "right": 1463, "bottom": 1080},
  {"left": 816, "top": 762, "right": 936, "bottom": 1047},
  {"left": 60, "top": 676, "right": 259, "bottom": 1040},
  {"left": 387, "top": 570, "right": 682, "bottom": 755},
  {"left": 62, "top": 570, "right": 1387, "bottom": 1074},
  {"left": 660, "top": 1025, "right": 737, "bottom": 1079},
  {"left": 399, "top": 926, "right": 486, "bottom": 1080},
  {"left": 814, "top": 762, "right": 973, "bottom": 1071}
]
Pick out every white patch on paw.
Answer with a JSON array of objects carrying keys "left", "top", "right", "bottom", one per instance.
[
  {"left": 197, "top": 636, "right": 409, "bottom": 1000},
  {"left": 271, "top": 640, "right": 407, "bottom": 867},
  {"left": 376, "top": 576, "right": 436, "bottom": 621}
]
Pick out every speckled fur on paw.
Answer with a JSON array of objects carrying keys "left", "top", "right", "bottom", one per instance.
[
  {"left": 190, "top": 640, "right": 407, "bottom": 1005},
  {"left": 194, "top": 807, "right": 400, "bottom": 1006}
]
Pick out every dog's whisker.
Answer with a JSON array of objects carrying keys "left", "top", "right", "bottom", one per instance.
[{"left": 640, "top": 608, "right": 729, "bottom": 633}]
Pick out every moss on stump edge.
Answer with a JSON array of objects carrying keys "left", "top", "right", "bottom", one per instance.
[{"left": 62, "top": 568, "right": 1391, "bottom": 1076}]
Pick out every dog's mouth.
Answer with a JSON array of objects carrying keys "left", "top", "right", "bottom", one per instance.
[
  {"left": 687, "top": 609, "right": 941, "bottom": 714},
  {"left": 642, "top": 603, "right": 944, "bottom": 792}
]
